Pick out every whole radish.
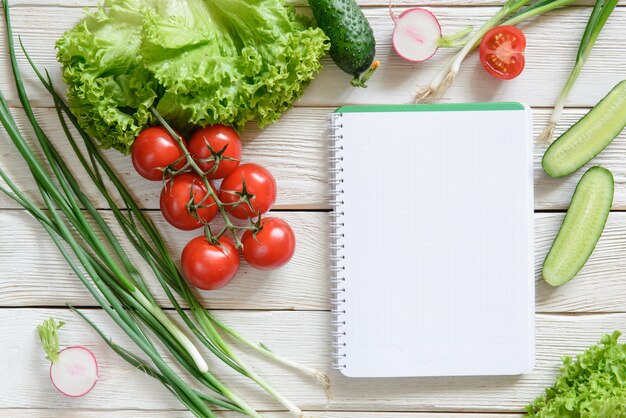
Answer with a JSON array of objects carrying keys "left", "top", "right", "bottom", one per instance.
[{"left": 37, "top": 318, "right": 99, "bottom": 397}]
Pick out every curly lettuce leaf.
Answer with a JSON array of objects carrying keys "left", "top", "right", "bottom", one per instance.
[
  {"left": 56, "top": 0, "right": 328, "bottom": 154},
  {"left": 527, "top": 331, "right": 626, "bottom": 417},
  {"left": 141, "top": 0, "right": 328, "bottom": 129},
  {"left": 56, "top": 0, "right": 160, "bottom": 153}
]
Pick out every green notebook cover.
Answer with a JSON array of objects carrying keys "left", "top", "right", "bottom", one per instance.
[{"left": 336, "top": 102, "right": 526, "bottom": 113}]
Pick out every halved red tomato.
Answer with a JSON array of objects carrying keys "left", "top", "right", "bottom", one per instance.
[{"left": 479, "top": 26, "right": 526, "bottom": 80}]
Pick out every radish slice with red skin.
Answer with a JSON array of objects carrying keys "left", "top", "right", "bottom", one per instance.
[
  {"left": 392, "top": 8, "right": 442, "bottom": 62},
  {"left": 50, "top": 346, "right": 99, "bottom": 397}
]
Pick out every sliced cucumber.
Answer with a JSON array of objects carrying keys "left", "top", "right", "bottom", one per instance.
[
  {"left": 542, "top": 80, "right": 626, "bottom": 178},
  {"left": 543, "top": 166, "right": 614, "bottom": 287}
]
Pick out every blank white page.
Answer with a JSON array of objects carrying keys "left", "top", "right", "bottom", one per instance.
[{"left": 333, "top": 103, "right": 534, "bottom": 377}]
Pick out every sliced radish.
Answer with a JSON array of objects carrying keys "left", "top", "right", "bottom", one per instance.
[
  {"left": 50, "top": 346, "right": 99, "bottom": 397},
  {"left": 391, "top": 8, "right": 442, "bottom": 62}
]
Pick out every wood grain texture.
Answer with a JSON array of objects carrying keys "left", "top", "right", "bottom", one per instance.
[
  {"left": 0, "top": 210, "right": 331, "bottom": 310},
  {"left": 0, "top": 107, "right": 329, "bottom": 210},
  {"left": 2, "top": 209, "right": 626, "bottom": 312},
  {"left": 4, "top": 0, "right": 625, "bottom": 7},
  {"left": 0, "top": 411, "right": 522, "bottom": 418},
  {"left": 0, "top": 7, "right": 625, "bottom": 108},
  {"left": 1, "top": 1, "right": 625, "bottom": 415},
  {"left": 3, "top": 107, "right": 626, "bottom": 211},
  {"left": 1, "top": 308, "right": 625, "bottom": 412}
]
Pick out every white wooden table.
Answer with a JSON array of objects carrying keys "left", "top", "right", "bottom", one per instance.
[{"left": 1, "top": 0, "right": 625, "bottom": 416}]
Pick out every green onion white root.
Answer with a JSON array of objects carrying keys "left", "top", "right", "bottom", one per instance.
[
  {"left": 415, "top": 0, "right": 580, "bottom": 103},
  {"left": 538, "top": 0, "right": 618, "bottom": 142}
]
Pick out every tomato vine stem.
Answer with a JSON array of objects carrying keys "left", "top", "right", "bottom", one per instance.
[{"left": 152, "top": 107, "right": 259, "bottom": 248}]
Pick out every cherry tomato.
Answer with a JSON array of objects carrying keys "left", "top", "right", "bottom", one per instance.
[
  {"left": 160, "top": 173, "right": 218, "bottom": 230},
  {"left": 131, "top": 126, "right": 187, "bottom": 181},
  {"left": 188, "top": 125, "right": 242, "bottom": 179},
  {"left": 479, "top": 26, "right": 526, "bottom": 80},
  {"left": 181, "top": 236, "right": 240, "bottom": 290},
  {"left": 219, "top": 163, "right": 277, "bottom": 220},
  {"left": 242, "top": 217, "right": 296, "bottom": 270}
]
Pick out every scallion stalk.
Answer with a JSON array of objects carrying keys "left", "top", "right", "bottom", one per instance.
[
  {"left": 0, "top": 3, "right": 260, "bottom": 418},
  {"left": 416, "top": 0, "right": 583, "bottom": 103},
  {"left": 29, "top": 43, "right": 330, "bottom": 398},
  {"left": 1, "top": 1, "right": 328, "bottom": 416},
  {"left": 416, "top": 0, "right": 532, "bottom": 103},
  {"left": 501, "top": 0, "right": 578, "bottom": 27},
  {"left": 539, "top": 0, "right": 618, "bottom": 142}
]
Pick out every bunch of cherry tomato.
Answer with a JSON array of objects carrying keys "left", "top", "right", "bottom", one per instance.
[{"left": 131, "top": 124, "right": 296, "bottom": 291}]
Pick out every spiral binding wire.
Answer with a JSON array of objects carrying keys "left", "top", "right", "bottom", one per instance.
[{"left": 329, "top": 113, "right": 347, "bottom": 370}]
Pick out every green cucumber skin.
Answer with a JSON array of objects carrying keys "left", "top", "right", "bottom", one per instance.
[
  {"left": 308, "top": 0, "right": 376, "bottom": 77},
  {"left": 542, "top": 80, "right": 626, "bottom": 178},
  {"left": 543, "top": 166, "right": 614, "bottom": 287}
]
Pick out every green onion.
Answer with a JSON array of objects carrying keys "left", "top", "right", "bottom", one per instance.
[
  {"left": 44, "top": 64, "right": 325, "bottom": 415},
  {"left": 0, "top": 13, "right": 233, "bottom": 415},
  {"left": 501, "top": 0, "right": 578, "bottom": 27},
  {"left": 539, "top": 0, "right": 618, "bottom": 142},
  {"left": 416, "top": 0, "right": 580, "bottom": 103},
  {"left": 416, "top": 0, "right": 532, "bottom": 102},
  {"left": 1, "top": 1, "right": 327, "bottom": 416},
  {"left": 32, "top": 44, "right": 329, "bottom": 397}
]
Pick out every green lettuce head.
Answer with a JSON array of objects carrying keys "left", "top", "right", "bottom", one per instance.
[
  {"left": 527, "top": 331, "right": 626, "bottom": 417},
  {"left": 56, "top": 0, "right": 329, "bottom": 154}
]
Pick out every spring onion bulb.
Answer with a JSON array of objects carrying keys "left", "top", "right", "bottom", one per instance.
[
  {"left": 415, "top": 0, "right": 581, "bottom": 103},
  {"left": 415, "top": 0, "right": 532, "bottom": 102},
  {"left": 539, "top": 0, "right": 618, "bottom": 142}
]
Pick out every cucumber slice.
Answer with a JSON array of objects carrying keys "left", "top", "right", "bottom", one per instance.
[
  {"left": 542, "top": 80, "right": 626, "bottom": 178},
  {"left": 543, "top": 166, "right": 614, "bottom": 287}
]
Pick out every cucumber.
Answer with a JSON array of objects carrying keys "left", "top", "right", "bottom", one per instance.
[
  {"left": 542, "top": 80, "right": 626, "bottom": 178},
  {"left": 308, "top": 0, "right": 377, "bottom": 87},
  {"left": 543, "top": 166, "right": 614, "bottom": 287}
]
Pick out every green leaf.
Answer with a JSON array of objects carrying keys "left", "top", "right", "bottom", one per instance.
[
  {"left": 526, "top": 331, "right": 626, "bottom": 417},
  {"left": 37, "top": 318, "right": 65, "bottom": 363},
  {"left": 56, "top": 0, "right": 329, "bottom": 153}
]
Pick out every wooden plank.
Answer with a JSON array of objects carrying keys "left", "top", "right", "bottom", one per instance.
[
  {"left": 531, "top": 108, "right": 624, "bottom": 211},
  {"left": 1, "top": 7, "right": 625, "bottom": 108},
  {"left": 4, "top": 0, "right": 626, "bottom": 8},
  {"left": 0, "top": 211, "right": 331, "bottom": 310},
  {"left": 0, "top": 411, "right": 522, "bottom": 417},
  {"left": 0, "top": 411, "right": 244, "bottom": 418},
  {"left": 2, "top": 209, "right": 626, "bottom": 312},
  {"left": 0, "top": 107, "right": 329, "bottom": 210},
  {"left": 1, "top": 308, "right": 625, "bottom": 411},
  {"left": 3, "top": 106, "right": 626, "bottom": 211}
]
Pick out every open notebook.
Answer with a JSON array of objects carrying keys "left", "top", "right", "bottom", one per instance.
[{"left": 329, "top": 103, "right": 534, "bottom": 378}]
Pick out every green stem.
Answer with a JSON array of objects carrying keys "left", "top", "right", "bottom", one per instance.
[
  {"left": 0, "top": 5, "right": 262, "bottom": 416},
  {"left": 150, "top": 107, "right": 244, "bottom": 245},
  {"left": 73, "top": 307, "right": 242, "bottom": 414},
  {"left": 450, "top": 0, "right": 531, "bottom": 74},
  {"left": 212, "top": 315, "right": 327, "bottom": 384},
  {"left": 351, "top": 61, "right": 380, "bottom": 88},
  {"left": 438, "top": 26, "right": 474, "bottom": 48},
  {"left": 20, "top": 42, "right": 321, "bottom": 415},
  {"left": 538, "top": 0, "right": 618, "bottom": 140},
  {"left": 501, "top": 0, "right": 578, "bottom": 27},
  {"left": 37, "top": 318, "right": 64, "bottom": 363}
]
